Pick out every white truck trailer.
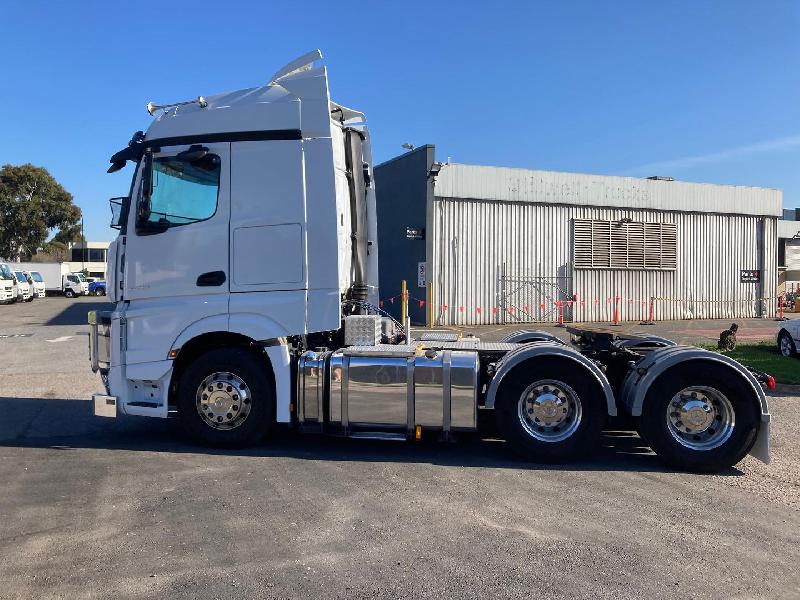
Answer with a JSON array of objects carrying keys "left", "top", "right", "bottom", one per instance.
[
  {"left": 9, "top": 262, "right": 70, "bottom": 294},
  {"left": 88, "top": 50, "right": 772, "bottom": 472}
]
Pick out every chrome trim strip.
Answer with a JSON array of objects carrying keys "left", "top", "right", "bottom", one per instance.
[
  {"left": 443, "top": 350, "right": 452, "bottom": 436},
  {"left": 341, "top": 356, "right": 350, "bottom": 430},
  {"left": 406, "top": 356, "right": 415, "bottom": 434}
]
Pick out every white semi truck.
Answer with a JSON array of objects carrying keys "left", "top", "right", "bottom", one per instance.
[{"left": 89, "top": 50, "right": 773, "bottom": 472}]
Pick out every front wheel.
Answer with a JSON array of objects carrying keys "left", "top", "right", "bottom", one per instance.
[
  {"left": 638, "top": 364, "right": 759, "bottom": 472},
  {"left": 495, "top": 359, "right": 605, "bottom": 462},
  {"left": 64, "top": 289, "right": 75, "bottom": 298},
  {"left": 778, "top": 331, "right": 796, "bottom": 357},
  {"left": 176, "top": 347, "right": 275, "bottom": 447}
]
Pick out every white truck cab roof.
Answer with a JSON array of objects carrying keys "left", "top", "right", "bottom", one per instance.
[{"left": 109, "top": 50, "right": 365, "bottom": 172}]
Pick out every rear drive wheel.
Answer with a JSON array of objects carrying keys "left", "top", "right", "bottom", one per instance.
[
  {"left": 495, "top": 359, "right": 605, "bottom": 462},
  {"left": 778, "top": 331, "right": 796, "bottom": 357},
  {"left": 177, "top": 347, "right": 274, "bottom": 447},
  {"left": 638, "top": 364, "right": 759, "bottom": 472}
]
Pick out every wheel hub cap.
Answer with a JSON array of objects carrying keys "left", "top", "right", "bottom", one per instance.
[
  {"left": 195, "top": 371, "right": 251, "bottom": 430},
  {"left": 518, "top": 380, "right": 582, "bottom": 443},
  {"left": 666, "top": 387, "right": 735, "bottom": 451}
]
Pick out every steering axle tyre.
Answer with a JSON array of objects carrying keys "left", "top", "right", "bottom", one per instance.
[
  {"left": 495, "top": 359, "right": 605, "bottom": 463},
  {"left": 177, "top": 347, "right": 275, "bottom": 447},
  {"left": 778, "top": 331, "right": 796, "bottom": 358},
  {"left": 638, "top": 363, "right": 759, "bottom": 472},
  {"left": 64, "top": 289, "right": 75, "bottom": 298}
]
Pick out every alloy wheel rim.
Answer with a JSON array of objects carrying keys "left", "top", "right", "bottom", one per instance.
[
  {"left": 517, "top": 379, "right": 582, "bottom": 443},
  {"left": 195, "top": 371, "right": 252, "bottom": 430},
  {"left": 666, "top": 386, "right": 734, "bottom": 451},
  {"left": 780, "top": 335, "right": 793, "bottom": 356}
]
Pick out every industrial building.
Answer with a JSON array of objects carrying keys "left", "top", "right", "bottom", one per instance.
[
  {"left": 778, "top": 209, "right": 800, "bottom": 295},
  {"left": 375, "top": 145, "right": 782, "bottom": 325},
  {"left": 66, "top": 240, "right": 110, "bottom": 279}
]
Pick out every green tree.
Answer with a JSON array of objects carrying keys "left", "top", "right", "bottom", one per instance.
[{"left": 0, "top": 164, "right": 81, "bottom": 260}]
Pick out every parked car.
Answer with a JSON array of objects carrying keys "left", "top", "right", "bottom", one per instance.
[
  {"left": 88, "top": 280, "right": 107, "bottom": 296},
  {"left": 29, "top": 271, "right": 47, "bottom": 298},
  {"left": 13, "top": 270, "right": 33, "bottom": 302},
  {"left": 777, "top": 319, "right": 800, "bottom": 357}
]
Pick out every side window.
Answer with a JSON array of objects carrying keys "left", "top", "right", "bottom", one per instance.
[{"left": 149, "top": 153, "right": 221, "bottom": 227}]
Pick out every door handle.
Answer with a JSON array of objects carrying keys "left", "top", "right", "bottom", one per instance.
[{"left": 196, "top": 271, "right": 226, "bottom": 287}]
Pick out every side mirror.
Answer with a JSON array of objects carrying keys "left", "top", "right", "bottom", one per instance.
[{"left": 109, "top": 197, "right": 125, "bottom": 230}]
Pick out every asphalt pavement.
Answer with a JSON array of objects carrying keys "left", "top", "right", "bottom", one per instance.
[{"left": 0, "top": 297, "right": 798, "bottom": 599}]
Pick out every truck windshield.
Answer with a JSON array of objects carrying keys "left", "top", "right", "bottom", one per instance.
[
  {"left": 0, "top": 265, "right": 11, "bottom": 279},
  {"left": 15, "top": 272, "right": 26, "bottom": 282},
  {"left": 31, "top": 272, "right": 43, "bottom": 282},
  {"left": 76, "top": 273, "right": 86, "bottom": 281}
]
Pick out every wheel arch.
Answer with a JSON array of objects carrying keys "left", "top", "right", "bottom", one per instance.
[
  {"left": 500, "top": 329, "right": 566, "bottom": 345},
  {"left": 485, "top": 344, "right": 617, "bottom": 416}
]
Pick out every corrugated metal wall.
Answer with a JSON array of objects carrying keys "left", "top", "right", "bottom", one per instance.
[{"left": 432, "top": 198, "right": 778, "bottom": 325}]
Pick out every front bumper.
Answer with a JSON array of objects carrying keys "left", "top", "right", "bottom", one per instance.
[{"left": 93, "top": 393, "right": 118, "bottom": 418}]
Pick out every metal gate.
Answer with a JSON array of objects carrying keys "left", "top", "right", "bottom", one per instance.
[{"left": 498, "top": 271, "right": 572, "bottom": 324}]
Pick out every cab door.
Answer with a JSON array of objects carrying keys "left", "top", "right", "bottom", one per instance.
[{"left": 121, "top": 142, "right": 231, "bottom": 365}]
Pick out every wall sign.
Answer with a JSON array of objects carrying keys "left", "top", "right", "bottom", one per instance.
[
  {"left": 740, "top": 269, "right": 761, "bottom": 283},
  {"left": 418, "top": 262, "right": 427, "bottom": 288},
  {"left": 406, "top": 226, "right": 425, "bottom": 240}
]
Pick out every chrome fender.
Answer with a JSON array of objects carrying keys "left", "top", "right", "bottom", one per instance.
[{"left": 485, "top": 343, "right": 617, "bottom": 416}]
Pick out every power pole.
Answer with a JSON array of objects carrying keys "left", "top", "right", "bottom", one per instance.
[{"left": 81, "top": 217, "right": 85, "bottom": 274}]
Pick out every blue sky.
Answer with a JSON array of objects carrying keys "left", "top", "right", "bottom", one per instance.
[{"left": 1, "top": 1, "right": 798, "bottom": 240}]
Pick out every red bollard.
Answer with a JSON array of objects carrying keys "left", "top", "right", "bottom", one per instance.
[
  {"left": 611, "top": 295, "right": 621, "bottom": 326},
  {"left": 641, "top": 296, "right": 656, "bottom": 325},
  {"left": 555, "top": 300, "right": 565, "bottom": 327}
]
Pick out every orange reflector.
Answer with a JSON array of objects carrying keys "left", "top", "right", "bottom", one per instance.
[
  {"left": 289, "top": 403, "right": 295, "bottom": 413},
  {"left": 414, "top": 424, "right": 422, "bottom": 441},
  {"left": 167, "top": 349, "right": 179, "bottom": 359}
]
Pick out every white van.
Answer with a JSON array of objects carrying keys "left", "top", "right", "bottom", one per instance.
[
  {"left": 28, "top": 271, "right": 46, "bottom": 298},
  {"left": 13, "top": 270, "right": 32, "bottom": 302},
  {"left": 0, "top": 263, "right": 16, "bottom": 303}
]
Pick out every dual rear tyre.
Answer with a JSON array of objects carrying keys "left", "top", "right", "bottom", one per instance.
[
  {"left": 495, "top": 360, "right": 760, "bottom": 471},
  {"left": 637, "top": 364, "right": 760, "bottom": 472},
  {"left": 495, "top": 360, "right": 605, "bottom": 463}
]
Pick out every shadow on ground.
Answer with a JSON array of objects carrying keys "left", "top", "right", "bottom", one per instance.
[
  {"left": 0, "top": 396, "right": 745, "bottom": 476},
  {"left": 45, "top": 301, "right": 111, "bottom": 326}
]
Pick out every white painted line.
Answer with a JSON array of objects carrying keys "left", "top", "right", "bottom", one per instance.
[{"left": 46, "top": 336, "right": 73, "bottom": 343}]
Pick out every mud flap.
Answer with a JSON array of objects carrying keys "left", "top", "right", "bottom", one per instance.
[{"left": 749, "top": 415, "right": 771, "bottom": 464}]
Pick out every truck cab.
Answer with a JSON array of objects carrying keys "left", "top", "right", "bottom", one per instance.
[
  {"left": 88, "top": 51, "right": 771, "bottom": 473},
  {"left": 29, "top": 271, "right": 46, "bottom": 298},
  {"left": 0, "top": 263, "right": 16, "bottom": 303},
  {"left": 62, "top": 274, "right": 84, "bottom": 298},
  {"left": 73, "top": 272, "right": 90, "bottom": 295},
  {"left": 13, "top": 270, "right": 32, "bottom": 302}
]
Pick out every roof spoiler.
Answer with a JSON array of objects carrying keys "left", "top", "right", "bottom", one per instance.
[{"left": 269, "top": 49, "right": 323, "bottom": 85}]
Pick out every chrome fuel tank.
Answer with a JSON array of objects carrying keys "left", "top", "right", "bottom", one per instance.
[{"left": 298, "top": 347, "right": 479, "bottom": 432}]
